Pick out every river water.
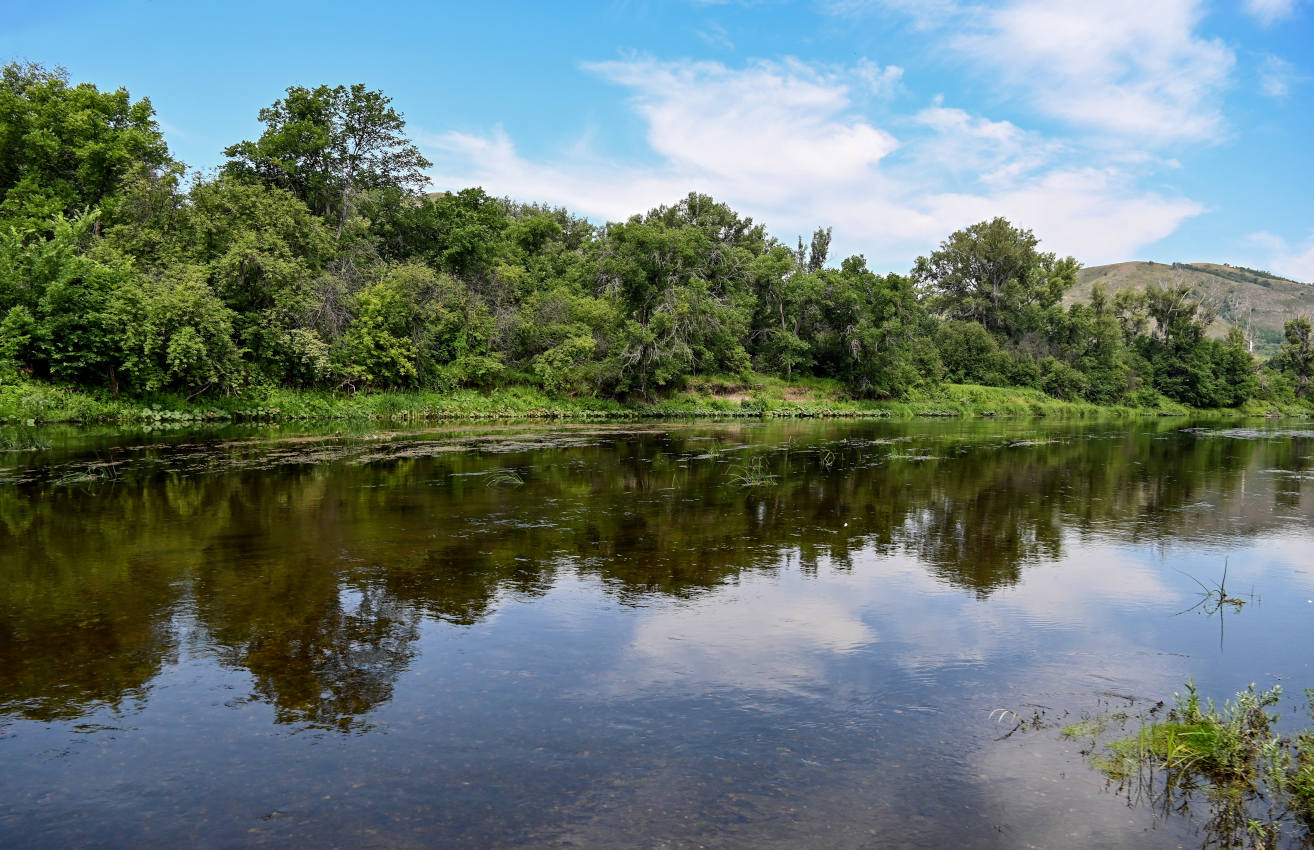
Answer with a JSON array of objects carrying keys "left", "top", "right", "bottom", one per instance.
[{"left": 2, "top": 418, "right": 1312, "bottom": 848}]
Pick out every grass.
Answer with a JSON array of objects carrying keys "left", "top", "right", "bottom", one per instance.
[
  {"left": 2, "top": 373, "right": 1308, "bottom": 425},
  {"left": 728, "top": 455, "right": 777, "bottom": 487},
  {"left": 1177, "top": 560, "right": 1249, "bottom": 617},
  {"left": 0, "top": 430, "right": 50, "bottom": 451},
  {"left": 1074, "top": 681, "right": 1314, "bottom": 847},
  {"left": 485, "top": 468, "right": 525, "bottom": 487}
]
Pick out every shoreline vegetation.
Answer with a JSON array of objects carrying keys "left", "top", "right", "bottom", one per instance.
[
  {"left": 4, "top": 64, "right": 1314, "bottom": 429},
  {"left": 3, "top": 373, "right": 1309, "bottom": 425},
  {"left": 1062, "top": 681, "right": 1314, "bottom": 848}
]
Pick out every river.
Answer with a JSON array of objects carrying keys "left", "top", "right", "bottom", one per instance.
[{"left": 2, "top": 418, "right": 1312, "bottom": 847}]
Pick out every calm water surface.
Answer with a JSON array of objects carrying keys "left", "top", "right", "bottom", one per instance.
[{"left": 2, "top": 418, "right": 1313, "bottom": 848}]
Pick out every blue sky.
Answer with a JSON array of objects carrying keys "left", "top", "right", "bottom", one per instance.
[{"left": 5, "top": 0, "right": 1313, "bottom": 278}]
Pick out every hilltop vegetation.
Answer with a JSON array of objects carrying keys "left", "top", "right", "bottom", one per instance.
[
  {"left": 2, "top": 62, "right": 1313, "bottom": 419},
  {"left": 1073, "top": 261, "right": 1314, "bottom": 356}
]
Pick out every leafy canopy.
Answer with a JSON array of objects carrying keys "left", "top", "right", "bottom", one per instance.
[{"left": 223, "top": 84, "right": 431, "bottom": 238}]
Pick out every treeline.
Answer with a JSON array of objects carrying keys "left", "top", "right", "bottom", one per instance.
[{"left": 2, "top": 62, "right": 1312, "bottom": 407}]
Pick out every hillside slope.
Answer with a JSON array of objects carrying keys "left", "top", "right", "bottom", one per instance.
[{"left": 1070, "top": 261, "right": 1314, "bottom": 355}]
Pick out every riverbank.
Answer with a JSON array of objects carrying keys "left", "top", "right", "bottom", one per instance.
[{"left": 0, "top": 374, "right": 1306, "bottom": 424}]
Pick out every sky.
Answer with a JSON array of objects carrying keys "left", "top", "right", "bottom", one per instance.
[{"left": 5, "top": 0, "right": 1313, "bottom": 279}]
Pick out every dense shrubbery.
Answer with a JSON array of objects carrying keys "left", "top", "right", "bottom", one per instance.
[{"left": 2, "top": 63, "right": 1309, "bottom": 408}]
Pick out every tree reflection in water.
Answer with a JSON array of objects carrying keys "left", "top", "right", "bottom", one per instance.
[{"left": 0, "top": 420, "right": 1307, "bottom": 730}]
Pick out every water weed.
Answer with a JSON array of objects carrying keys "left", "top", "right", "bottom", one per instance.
[
  {"left": 729, "top": 456, "right": 777, "bottom": 487},
  {"left": 1073, "top": 681, "right": 1314, "bottom": 847}
]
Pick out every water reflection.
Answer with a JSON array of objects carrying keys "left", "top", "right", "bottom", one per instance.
[{"left": 0, "top": 420, "right": 1309, "bottom": 734}]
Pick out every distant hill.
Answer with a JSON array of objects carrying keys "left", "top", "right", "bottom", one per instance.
[{"left": 1069, "top": 261, "right": 1314, "bottom": 356}]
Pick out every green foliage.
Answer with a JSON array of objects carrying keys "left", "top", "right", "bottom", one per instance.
[
  {"left": 337, "top": 263, "right": 497, "bottom": 390},
  {"left": 367, "top": 187, "right": 512, "bottom": 281},
  {"left": 598, "top": 194, "right": 759, "bottom": 396},
  {"left": 915, "top": 217, "right": 1078, "bottom": 344},
  {"left": 0, "top": 213, "right": 135, "bottom": 383},
  {"left": 222, "top": 83, "right": 430, "bottom": 238},
  {"left": 1272, "top": 316, "right": 1314, "bottom": 398},
  {"left": 174, "top": 177, "right": 335, "bottom": 384},
  {"left": 0, "top": 65, "right": 1289, "bottom": 413},
  {"left": 935, "top": 320, "right": 1004, "bottom": 385},
  {"left": 107, "top": 265, "right": 243, "bottom": 393},
  {"left": 811, "top": 259, "right": 941, "bottom": 399},
  {"left": 0, "top": 62, "right": 171, "bottom": 234}
]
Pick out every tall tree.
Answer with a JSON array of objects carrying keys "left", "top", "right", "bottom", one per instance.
[
  {"left": 913, "top": 217, "right": 1078, "bottom": 343},
  {"left": 1273, "top": 316, "right": 1314, "bottom": 398},
  {"left": 223, "top": 84, "right": 431, "bottom": 239},
  {"left": 0, "top": 62, "right": 170, "bottom": 234}
]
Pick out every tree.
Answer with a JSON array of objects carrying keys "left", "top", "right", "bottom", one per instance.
[
  {"left": 1136, "top": 284, "right": 1226, "bottom": 406},
  {"left": 223, "top": 84, "right": 431, "bottom": 239},
  {"left": 336, "top": 263, "right": 497, "bottom": 390},
  {"left": 811, "top": 257, "right": 941, "bottom": 398},
  {"left": 1273, "top": 316, "right": 1314, "bottom": 398},
  {"left": 913, "top": 217, "right": 1078, "bottom": 343},
  {"left": 107, "top": 266, "right": 243, "bottom": 393},
  {"left": 367, "top": 187, "right": 510, "bottom": 280},
  {"left": 596, "top": 194, "right": 763, "bottom": 396},
  {"left": 0, "top": 213, "right": 134, "bottom": 384},
  {"left": 0, "top": 62, "right": 171, "bottom": 234}
]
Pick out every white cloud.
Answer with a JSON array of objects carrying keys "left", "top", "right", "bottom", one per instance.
[
  {"left": 1244, "top": 0, "right": 1299, "bottom": 26},
  {"left": 1251, "top": 231, "right": 1314, "bottom": 283},
  {"left": 694, "top": 21, "right": 735, "bottom": 50},
  {"left": 956, "top": 0, "right": 1234, "bottom": 145},
  {"left": 908, "top": 99, "right": 1051, "bottom": 186},
  {"left": 823, "top": 0, "right": 1234, "bottom": 146},
  {"left": 424, "top": 57, "right": 1203, "bottom": 268},
  {"left": 581, "top": 58, "right": 900, "bottom": 183},
  {"left": 1259, "top": 54, "right": 1298, "bottom": 99}
]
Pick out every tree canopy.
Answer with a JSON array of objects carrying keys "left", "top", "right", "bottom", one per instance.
[
  {"left": 222, "top": 83, "right": 431, "bottom": 239},
  {"left": 0, "top": 63, "right": 1287, "bottom": 411}
]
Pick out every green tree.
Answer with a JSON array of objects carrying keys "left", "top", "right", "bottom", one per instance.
[
  {"left": 366, "top": 187, "right": 511, "bottom": 281},
  {"left": 1272, "top": 316, "right": 1314, "bottom": 398},
  {"left": 223, "top": 84, "right": 431, "bottom": 239},
  {"left": 914, "top": 217, "right": 1078, "bottom": 343},
  {"left": 0, "top": 213, "right": 134, "bottom": 385},
  {"left": 1135, "top": 284, "right": 1228, "bottom": 406},
  {"left": 174, "top": 177, "right": 336, "bottom": 385},
  {"left": 336, "top": 263, "right": 497, "bottom": 390},
  {"left": 107, "top": 266, "right": 243, "bottom": 393},
  {"left": 813, "top": 258, "right": 941, "bottom": 398},
  {"left": 0, "top": 63, "right": 171, "bottom": 234},
  {"left": 596, "top": 194, "right": 762, "bottom": 395},
  {"left": 934, "top": 320, "right": 1004, "bottom": 385}
]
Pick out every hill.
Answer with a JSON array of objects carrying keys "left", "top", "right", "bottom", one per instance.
[{"left": 1070, "top": 261, "right": 1314, "bottom": 356}]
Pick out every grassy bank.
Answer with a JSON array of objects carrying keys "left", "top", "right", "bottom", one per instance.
[{"left": 0, "top": 373, "right": 1306, "bottom": 425}]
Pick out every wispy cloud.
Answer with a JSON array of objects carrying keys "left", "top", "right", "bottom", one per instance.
[
  {"left": 1251, "top": 231, "right": 1314, "bottom": 283},
  {"left": 1243, "top": 0, "right": 1299, "bottom": 26},
  {"left": 822, "top": 0, "right": 1235, "bottom": 146},
  {"left": 956, "top": 0, "right": 1233, "bottom": 145},
  {"left": 1259, "top": 53, "right": 1299, "bottom": 99},
  {"left": 694, "top": 21, "right": 735, "bottom": 50},
  {"left": 424, "top": 56, "right": 1203, "bottom": 268},
  {"left": 581, "top": 58, "right": 900, "bottom": 183}
]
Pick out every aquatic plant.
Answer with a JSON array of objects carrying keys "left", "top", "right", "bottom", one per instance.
[
  {"left": 0, "top": 431, "right": 50, "bottom": 451},
  {"left": 1177, "top": 560, "right": 1249, "bottom": 616},
  {"left": 1075, "top": 681, "right": 1314, "bottom": 847},
  {"left": 728, "top": 455, "right": 777, "bottom": 487},
  {"left": 485, "top": 468, "right": 525, "bottom": 487}
]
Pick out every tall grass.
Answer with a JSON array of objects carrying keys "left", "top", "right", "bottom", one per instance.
[{"left": 1, "top": 374, "right": 1302, "bottom": 425}]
